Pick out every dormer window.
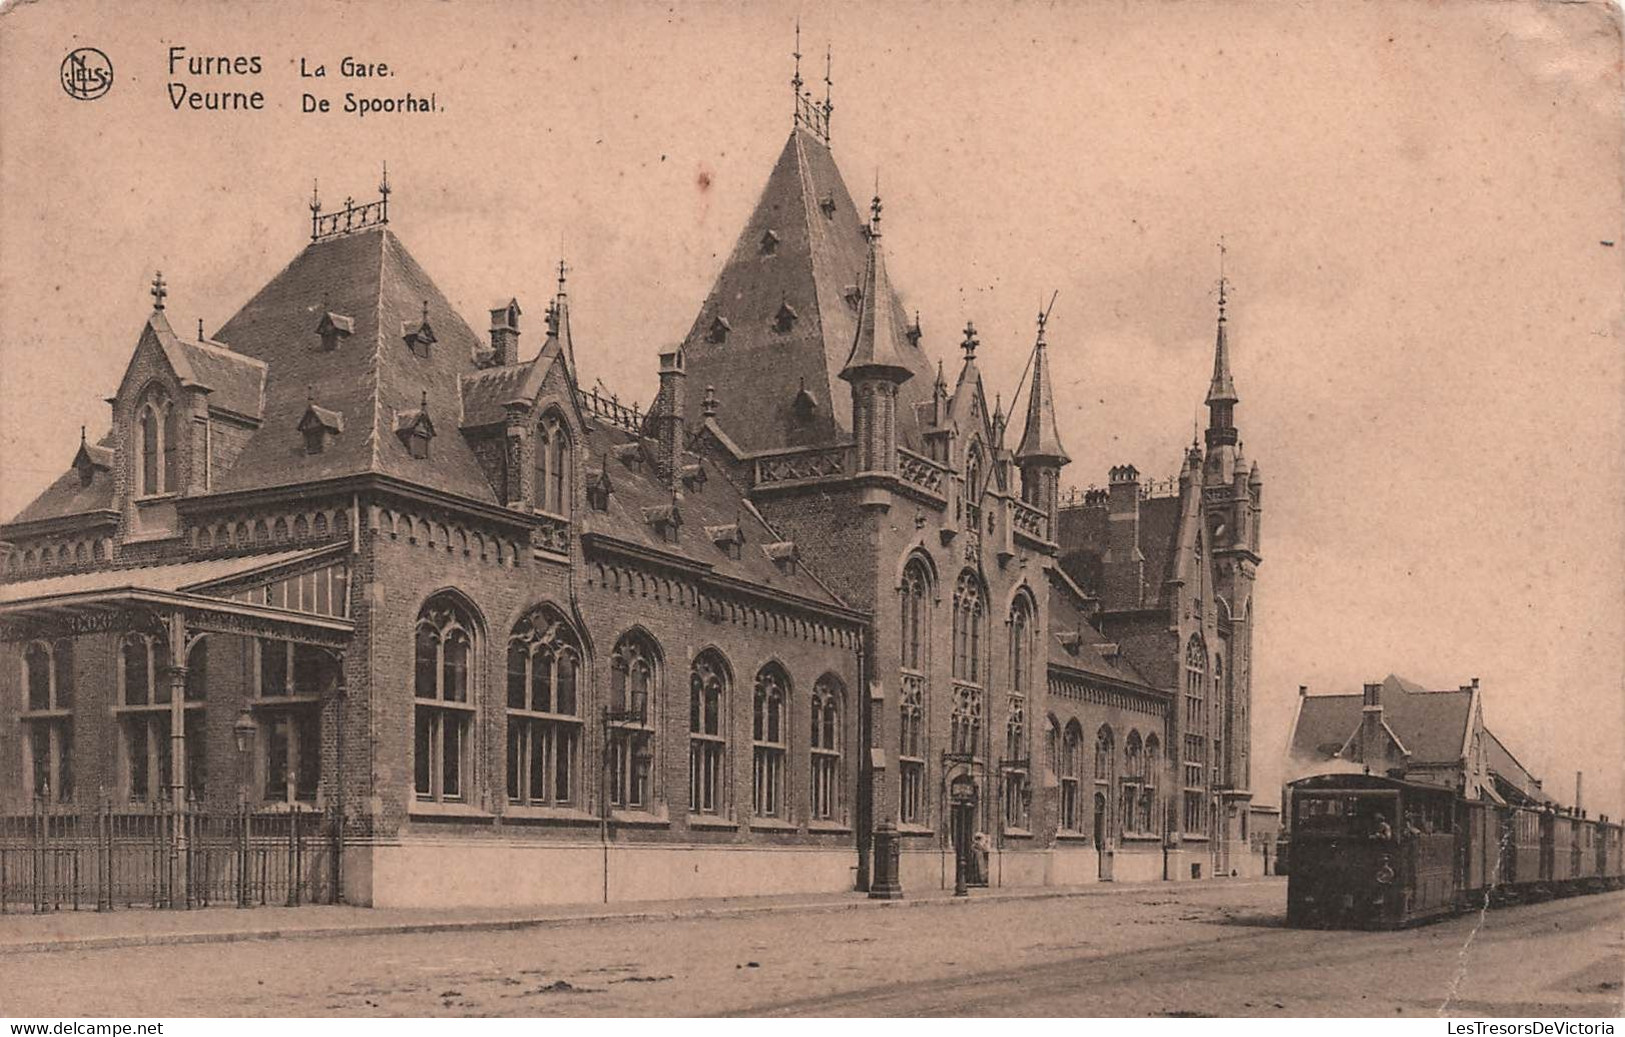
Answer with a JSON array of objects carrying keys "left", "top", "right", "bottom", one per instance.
[
  {"left": 395, "top": 395, "right": 435, "bottom": 459},
  {"left": 707, "top": 523, "right": 744, "bottom": 561},
  {"left": 843, "top": 285, "right": 862, "bottom": 311},
  {"left": 586, "top": 464, "right": 612, "bottom": 512},
  {"left": 73, "top": 433, "right": 110, "bottom": 489},
  {"left": 906, "top": 314, "right": 923, "bottom": 348},
  {"left": 678, "top": 463, "right": 707, "bottom": 493},
  {"left": 820, "top": 195, "right": 837, "bottom": 219},
  {"left": 763, "top": 541, "right": 798, "bottom": 575},
  {"left": 642, "top": 504, "right": 682, "bottom": 544},
  {"left": 792, "top": 382, "right": 818, "bottom": 421},
  {"left": 759, "top": 229, "right": 780, "bottom": 256},
  {"left": 708, "top": 315, "right": 731, "bottom": 345},
  {"left": 402, "top": 305, "right": 436, "bottom": 359},
  {"left": 298, "top": 401, "right": 344, "bottom": 455},
  {"left": 316, "top": 312, "right": 354, "bottom": 352},
  {"left": 774, "top": 300, "right": 798, "bottom": 334},
  {"left": 613, "top": 443, "right": 644, "bottom": 471}
]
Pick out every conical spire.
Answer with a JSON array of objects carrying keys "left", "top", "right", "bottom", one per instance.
[
  {"left": 1206, "top": 282, "right": 1238, "bottom": 406},
  {"left": 839, "top": 193, "right": 913, "bottom": 384},
  {"left": 1206, "top": 244, "right": 1238, "bottom": 407},
  {"left": 1015, "top": 308, "right": 1070, "bottom": 464}
]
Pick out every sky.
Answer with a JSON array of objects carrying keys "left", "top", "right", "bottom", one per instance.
[{"left": 2, "top": 0, "right": 1621, "bottom": 815}]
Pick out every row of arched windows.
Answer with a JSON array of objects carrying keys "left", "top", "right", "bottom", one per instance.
[
  {"left": 1051, "top": 719, "right": 1163, "bottom": 840},
  {"left": 413, "top": 593, "right": 848, "bottom": 822}
]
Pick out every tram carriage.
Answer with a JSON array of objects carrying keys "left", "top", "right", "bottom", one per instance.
[{"left": 1286, "top": 772, "right": 1624, "bottom": 929}]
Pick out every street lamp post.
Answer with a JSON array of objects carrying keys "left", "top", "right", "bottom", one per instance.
[{"left": 232, "top": 708, "right": 256, "bottom": 908}]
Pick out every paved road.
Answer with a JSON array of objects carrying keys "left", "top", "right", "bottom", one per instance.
[{"left": 1, "top": 881, "right": 1619, "bottom": 1017}]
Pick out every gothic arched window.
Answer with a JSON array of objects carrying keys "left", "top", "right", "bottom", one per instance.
[
  {"left": 506, "top": 607, "right": 582, "bottom": 807},
  {"left": 535, "top": 412, "right": 572, "bottom": 515},
  {"left": 898, "top": 558, "right": 931, "bottom": 824},
  {"left": 689, "top": 649, "right": 729, "bottom": 815},
  {"left": 609, "top": 631, "right": 659, "bottom": 810},
  {"left": 810, "top": 675, "right": 843, "bottom": 821},
  {"left": 1060, "top": 721, "right": 1083, "bottom": 832},
  {"left": 952, "top": 572, "right": 983, "bottom": 684},
  {"left": 1183, "top": 634, "right": 1208, "bottom": 835},
  {"left": 752, "top": 663, "right": 789, "bottom": 818},
  {"left": 414, "top": 595, "right": 479, "bottom": 803}
]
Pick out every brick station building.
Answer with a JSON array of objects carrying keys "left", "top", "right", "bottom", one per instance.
[{"left": 0, "top": 68, "right": 1265, "bottom": 907}]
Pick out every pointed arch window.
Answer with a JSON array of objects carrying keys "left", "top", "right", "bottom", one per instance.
[
  {"left": 608, "top": 632, "right": 658, "bottom": 810},
  {"left": 1060, "top": 722, "right": 1083, "bottom": 832},
  {"left": 952, "top": 572, "right": 983, "bottom": 684},
  {"left": 414, "top": 596, "right": 477, "bottom": 803},
  {"left": 1141, "top": 734, "right": 1161, "bottom": 835},
  {"left": 506, "top": 608, "right": 582, "bottom": 807},
  {"left": 898, "top": 559, "right": 931, "bottom": 825},
  {"left": 1121, "top": 731, "right": 1144, "bottom": 835},
  {"left": 810, "top": 676, "right": 843, "bottom": 822},
  {"left": 535, "top": 413, "right": 572, "bottom": 516},
  {"left": 134, "top": 392, "right": 183, "bottom": 498},
  {"left": 22, "top": 639, "right": 73, "bottom": 802},
  {"left": 688, "top": 650, "right": 728, "bottom": 815},
  {"left": 752, "top": 663, "right": 789, "bottom": 818},
  {"left": 963, "top": 444, "right": 984, "bottom": 528},
  {"left": 1183, "top": 634, "right": 1208, "bottom": 835}
]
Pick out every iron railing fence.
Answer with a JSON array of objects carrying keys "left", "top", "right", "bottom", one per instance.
[{"left": 0, "top": 798, "right": 337, "bottom": 913}]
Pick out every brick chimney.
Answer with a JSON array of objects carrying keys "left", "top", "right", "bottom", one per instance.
[
  {"left": 489, "top": 299, "right": 521, "bottom": 367},
  {"left": 656, "top": 348, "right": 686, "bottom": 487},
  {"left": 1103, "top": 464, "right": 1144, "bottom": 608},
  {"left": 1359, "top": 681, "right": 1384, "bottom": 770}
]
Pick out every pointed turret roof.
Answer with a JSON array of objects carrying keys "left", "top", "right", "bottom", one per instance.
[
  {"left": 1206, "top": 284, "right": 1238, "bottom": 406},
  {"left": 840, "top": 196, "right": 914, "bottom": 384},
  {"left": 1014, "top": 314, "right": 1070, "bottom": 464},
  {"left": 678, "top": 127, "right": 934, "bottom": 452}
]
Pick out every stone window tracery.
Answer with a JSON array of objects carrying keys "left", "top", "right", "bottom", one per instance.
[
  {"left": 505, "top": 608, "right": 582, "bottom": 807},
  {"left": 414, "top": 596, "right": 477, "bottom": 803}
]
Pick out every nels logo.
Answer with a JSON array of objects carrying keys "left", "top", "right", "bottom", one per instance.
[{"left": 61, "top": 47, "right": 113, "bottom": 101}]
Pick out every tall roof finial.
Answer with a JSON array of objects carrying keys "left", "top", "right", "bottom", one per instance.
[
  {"left": 961, "top": 320, "right": 979, "bottom": 360},
  {"left": 197, "top": 317, "right": 204, "bottom": 341},
  {"left": 379, "top": 161, "right": 390, "bottom": 198},
  {"left": 869, "top": 173, "right": 882, "bottom": 237},
  {"left": 1216, "top": 235, "right": 1230, "bottom": 321},
  {"left": 823, "top": 43, "right": 833, "bottom": 136},
  {"left": 791, "top": 18, "right": 803, "bottom": 107},
  {"left": 150, "top": 271, "right": 167, "bottom": 311},
  {"left": 557, "top": 257, "right": 569, "bottom": 296}
]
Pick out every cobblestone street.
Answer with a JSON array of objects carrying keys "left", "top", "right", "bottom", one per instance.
[{"left": 1, "top": 880, "right": 1619, "bottom": 1017}]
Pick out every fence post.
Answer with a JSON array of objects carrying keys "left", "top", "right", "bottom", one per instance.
[
  {"left": 287, "top": 807, "right": 300, "bottom": 907},
  {"left": 237, "top": 800, "right": 250, "bottom": 909},
  {"left": 31, "top": 792, "right": 45, "bottom": 914},
  {"left": 97, "top": 795, "right": 110, "bottom": 912}
]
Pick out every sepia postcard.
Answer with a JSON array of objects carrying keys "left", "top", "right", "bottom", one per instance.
[{"left": 0, "top": 0, "right": 1620, "bottom": 1023}]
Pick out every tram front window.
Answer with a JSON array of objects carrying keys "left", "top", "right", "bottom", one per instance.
[{"left": 1296, "top": 793, "right": 1395, "bottom": 839}]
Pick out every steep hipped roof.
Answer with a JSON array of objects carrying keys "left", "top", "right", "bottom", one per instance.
[
  {"left": 212, "top": 227, "right": 498, "bottom": 503},
  {"left": 1290, "top": 675, "right": 1474, "bottom": 765},
  {"left": 679, "top": 127, "right": 935, "bottom": 452}
]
